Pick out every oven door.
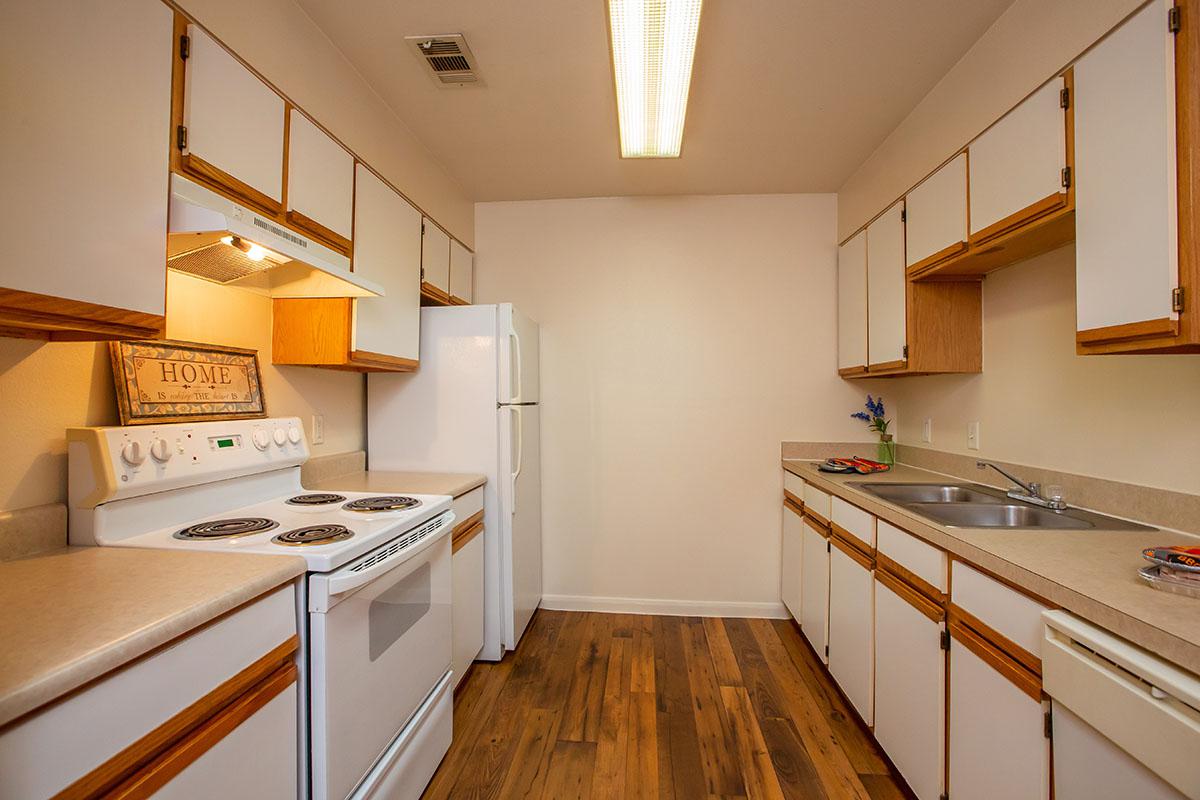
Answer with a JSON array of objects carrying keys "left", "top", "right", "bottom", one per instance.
[{"left": 307, "top": 514, "right": 453, "bottom": 800}]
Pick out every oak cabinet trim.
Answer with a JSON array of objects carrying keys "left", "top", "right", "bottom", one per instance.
[
  {"left": 421, "top": 281, "right": 452, "bottom": 306},
  {"left": 801, "top": 507, "right": 830, "bottom": 530},
  {"left": 830, "top": 522, "right": 874, "bottom": 561},
  {"left": 967, "top": 191, "right": 1070, "bottom": 249},
  {"left": 906, "top": 240, "right": 969, "bottom": 279},
  {"left": 53, "top": 635, "right": 298, "bottom": 800},
  {"left": 285, "top": 209, "right": 352, "bottom": 257},
  {"left": 0, "top": 289, "right": 165, "bottom": 341},
  {"left": 103, "top": 664, "right": 296, "bottom": 800},
  {"left": 452, "top": 521, "right": 485, "bottom": 554},
  {"left": 831, "top": 532, "right": 874, "bottom": 570},
  {"left": 783, "top": 493, "right": 804, "bottom": 513},
  {"left": 948, "top": 602, "right": 1041, "bottom": 679},
  {"left": 1076, "top": 316, "right": 1179, "bottom": 346},
  {"left": 876, "top": 552, "right": 946, "bottom": 609},
  {"left": 876, "top": 567, "right": 944, "bottom": 624},
  {"left": 948, "top": 618, "right": 1042, "bottom": 702}
]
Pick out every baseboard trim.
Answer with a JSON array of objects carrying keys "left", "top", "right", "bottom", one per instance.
[{"left": 540, "top": 594, "right": 790, "bottom": 619}]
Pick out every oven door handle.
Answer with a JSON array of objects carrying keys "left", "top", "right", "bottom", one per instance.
[{"left": 323, "top": 512, "right": 454, "bottom": 598}]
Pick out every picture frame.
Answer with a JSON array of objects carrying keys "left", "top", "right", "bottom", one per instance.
[{"left": 108, "top": 339, "right": 267, "bottom": 425}]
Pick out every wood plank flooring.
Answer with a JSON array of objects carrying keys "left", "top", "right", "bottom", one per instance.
[{"left": 423, "top": 611, "right": 908, "bottom": 799}]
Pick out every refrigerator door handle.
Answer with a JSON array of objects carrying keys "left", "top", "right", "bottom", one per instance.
[
  {"left": 508, "top": 329, "right": 523, "bottom": 404},
  {"left": 510, "top": 406, "right": 523, "bottom": 515}
]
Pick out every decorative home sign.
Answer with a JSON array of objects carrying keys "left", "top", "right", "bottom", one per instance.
[{"left": 109, "top": 339, "right": 266, "bottom": 425}]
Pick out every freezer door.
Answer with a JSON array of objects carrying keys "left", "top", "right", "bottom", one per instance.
[
  {"left": 499, "top": 403, "right": 542, "bottom": 648},
  {"left": 499, "top": 304, "right": 540, "bottom": 404}
]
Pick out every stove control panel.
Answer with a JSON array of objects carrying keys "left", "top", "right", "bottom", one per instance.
[{"left": 67, "top": 417, "right": 310, "bottom": 508}]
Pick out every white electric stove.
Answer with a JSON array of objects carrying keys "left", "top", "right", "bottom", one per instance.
[{"left": 67, "top": 416, "right": 456, "bottom": 800}]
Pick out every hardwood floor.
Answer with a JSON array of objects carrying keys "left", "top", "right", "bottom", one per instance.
[{"left": 423, "top": 610, "right": 909, "bottom": 799}]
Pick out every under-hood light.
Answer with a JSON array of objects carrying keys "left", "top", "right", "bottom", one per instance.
[{"left": 607, "top": 0, "right": 703, "bottom": 158}]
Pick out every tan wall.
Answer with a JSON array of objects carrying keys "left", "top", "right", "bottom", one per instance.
[
  {"left": 177, "top": 0, "right": 474, "bottom": 246},
  {"left": 0, "top": 0, "right": 472, "bottom": 512},
  {"left": 0, "top": 274, "right": 363, "bottom": 511},
  {"left": 474, "top": 194, "right": 883, "bottom": 609},
  {"left": 890, "top": 247, "right": 1200, "bottom": 495},
  {"left": 838, "top": 0, "right": 1200, "bottom": 498},
  {"left": 837, "top": 0, "right": 1143, "bottom": 241}
]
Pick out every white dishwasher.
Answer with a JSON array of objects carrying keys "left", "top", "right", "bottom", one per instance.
[{"left": 1042, "top": 611, "right": 1200, "bottom": 800}]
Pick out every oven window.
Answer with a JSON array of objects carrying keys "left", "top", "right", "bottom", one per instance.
[{"left": 368, "top": 562, "right": 431, "bottom": 661}]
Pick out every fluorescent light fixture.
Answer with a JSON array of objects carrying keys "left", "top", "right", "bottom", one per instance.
[{"left": 608, "top": 0, "right": 703, "bottom": 158}]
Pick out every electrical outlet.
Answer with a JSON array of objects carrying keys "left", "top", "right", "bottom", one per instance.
[
  {"left": 967, "top": 421, "right": 980, "bottom": 451},
  {"left": 922, "top": 418, "right": 932, "bottom": 443},
  {"left": 311, "top": 414, "right": 325, "bottom": 445}
]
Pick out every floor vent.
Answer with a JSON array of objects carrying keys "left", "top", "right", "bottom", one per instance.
[{"left": 405, "top": 34, "right": 481, "bottom": 86}]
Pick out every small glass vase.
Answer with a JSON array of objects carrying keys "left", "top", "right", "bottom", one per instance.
[{"left": 876, "top": 434, "right": 895, "bottom": 467}]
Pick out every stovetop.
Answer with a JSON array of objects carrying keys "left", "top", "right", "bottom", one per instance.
[{"left": 107, "top": 491, "right": 452, "bottom": 573}]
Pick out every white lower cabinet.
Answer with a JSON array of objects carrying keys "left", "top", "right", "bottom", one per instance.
[
  {"left": 800, "top": 518, "right": 830, "bottom": 663},
  {"left": 949, "top": 635, "right": 1050, "bottom": 800},
  {"left": 452, "top": 532, "right": 485, "bottom": 686},
  {"left": 828, "top": 543, "right": 874, "bottom": 725},
  {"left": 874, "top": 578, "right": 945, "bottom": 800},
  {"left": 781, "top": 502, "right": 804, "bottom": 621}
]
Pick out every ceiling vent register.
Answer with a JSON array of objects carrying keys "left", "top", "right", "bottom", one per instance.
[{"left": 405, "top": 34, "right": 481, "bottom": 86}]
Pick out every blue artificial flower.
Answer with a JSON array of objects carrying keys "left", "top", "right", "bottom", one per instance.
[
  {"left": 851, "top": 411, "right": 871, "bottom": 422},
  {"left": 874, "top": 397, "right": 885, "bottom": 417}
]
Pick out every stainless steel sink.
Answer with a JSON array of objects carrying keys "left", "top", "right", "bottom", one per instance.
[
  {"left": 906, "top": 502, "right": 1093, "bottom": 529},
  {"left": 849, "top": 481, "right": 1154, "bottom": 531},
  {"left": 855, "top": 483, "right": 1004, "bottom": 505}
]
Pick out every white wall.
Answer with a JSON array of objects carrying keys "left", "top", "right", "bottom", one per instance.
[
  {"left": 838, "top": 0, "right": 1143, "bottom": 240},
  {"left": 891, "top": 247, "right": 1200, "bottom": 494},
  {"left": 835, "top": 0, "right": 1200, "bottom": 497},
  {"left": 474, "top": 195, "right": 883, "bottom": 613}
]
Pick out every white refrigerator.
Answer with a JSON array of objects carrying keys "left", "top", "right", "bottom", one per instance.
[{"left": 367, "top": 303, "right": 542, "bottom": 660}]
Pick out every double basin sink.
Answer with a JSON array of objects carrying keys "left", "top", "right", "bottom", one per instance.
[{"left": 848, "top": 482, "right": 1152, "bottom": 531}]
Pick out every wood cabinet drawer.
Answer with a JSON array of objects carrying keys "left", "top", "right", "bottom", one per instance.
[
  {"left": 877, "top": 519, "right": 947, "bottom": 595},
  {"left": 951, "top": 561, "right": 1048, "bottom": 664},
  {"left": 831, "top": 496, "right": 875, "bottom": 550},
  {"left": 802, "top": 482, "right": 831, "bottom": 525},
  {"left": 783, "top": 471, "right": 805, "bottom": 505},
  {"left": 0, "top": 584, "right": 297, "bottom": 799}
]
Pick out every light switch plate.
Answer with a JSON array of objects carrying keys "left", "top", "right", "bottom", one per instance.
[
  {"left": 312, "top": 414, "right": 325, "bottom": 445},
  {"left": 922, "top": 418, "right": 932, "bottom": 443},
  {"left": 967, "top": 421, "right": 980, "bottom": 451}
]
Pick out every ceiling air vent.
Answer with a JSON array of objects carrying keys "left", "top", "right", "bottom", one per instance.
[{"left": 405, "top": 34, "right": 481, "bottom": 86}]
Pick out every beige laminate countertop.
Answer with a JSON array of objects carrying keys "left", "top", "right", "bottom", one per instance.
[
  {"left": 783, "top": 460, "right": 1200, "bottom": 674},
  {"left": 309, "top": 470, "right": 486, "bottom": 498},
  {"left": 0, "top": 547, "right": 305, "bottom": 729}
]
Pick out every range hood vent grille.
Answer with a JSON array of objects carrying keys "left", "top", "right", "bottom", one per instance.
[
  {"left": 406, "top": 34, "right": 481, "bottom": 86},
  {"left": 168, "top": 241, "right": 277, "bottom": 285}
]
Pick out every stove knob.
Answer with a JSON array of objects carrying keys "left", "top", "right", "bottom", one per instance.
[
  {"left": 273, "top": 428, "right": 287, "bottom": 447},
  {"left": 149, "top": 437, "right": 172, "bottom": 463},
  {"left": 288, "top": 426, "right": 302, "bottom": 445},
  {"left": 252, "top": 430, "right": 271, "bottom": 451},
  {"left": 120, "top": 440, "right": 146, "bottom": 467}
]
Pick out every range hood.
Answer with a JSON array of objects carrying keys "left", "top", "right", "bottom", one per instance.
[{"left": 166, "top": 174, "right": 383, "bottom": 298}]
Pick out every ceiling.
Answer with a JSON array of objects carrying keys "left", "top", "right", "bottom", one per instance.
[{"left": 297, "top": 0, "right": 1014, "bottom": 202}]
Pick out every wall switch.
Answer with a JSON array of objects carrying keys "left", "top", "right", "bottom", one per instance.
[
  {"left": 967, "top": 421, "right": 980, "bottom": 451},
  {"left": 311, "top": 414, "right": 325, "bottom": 445},
  {"left": 922, "top": 418, "right": 933, "bottom": 443}
]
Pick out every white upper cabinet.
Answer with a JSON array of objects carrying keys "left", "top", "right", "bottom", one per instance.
[
  {"left": 421, "top": 220, "right": 451, "bottom": 297},
  {"left": 449, "top": 239, "right": 474, "bottom": 304},
  {"left": 0, "top": 0, "right": 172, "bottom": 324},
  {"left": 183, "top": 26, "right": 285, "bottom": 206},
  {"left": 352, "top": 165, "right": 422, "bottom": 360},
  {"left": 1074, "top": 0, "right": 1178, "bottom": 335},
  {"left": 286, "top": 109, "right": 354, "bottom": 243},
  {"left": 867, "top": 201, "right": 907, "bottom": 367},
  {"left": 837, "top": 232, "right": 868, "bottom": 372},
  {"left": 905, "top": 153, "right": 968, "bottom": 272},
  {"left": 969, "top": 77, "right": 1067, "bottom": 240}
]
